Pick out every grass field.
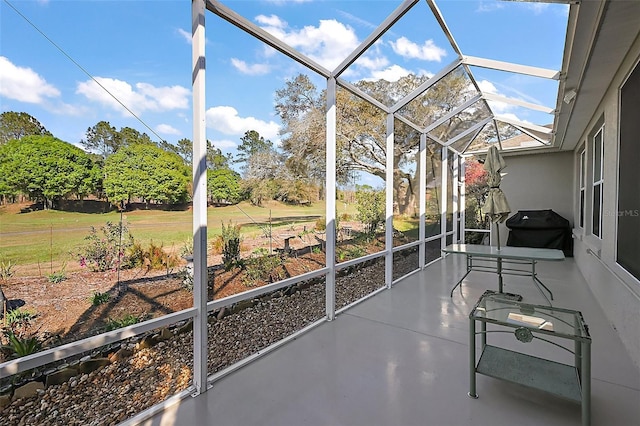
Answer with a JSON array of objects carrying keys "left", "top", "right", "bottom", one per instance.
[{"left": 0, "top": 201, "right": 327, "bottom": 271}]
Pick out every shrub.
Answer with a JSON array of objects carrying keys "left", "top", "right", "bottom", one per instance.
[
  {"left": 128, "top": 241, "right": 179, "bottom": 273},
  {"left": 221, "top": 221, "right": 242, "bottom": 270},
  {"left": 354, "top": 186, "right": 385, "bottom": 235},
  {"left": 314, "top": 216, "right": 326, "bottom": 231},
  {"left": 243, "top": 254, "right": 286, "bottom": 287},
  {"left": 78, "top": 222, "right": 135, "bottom": 272},
  {"left": 90, "top": 291, "right": 110, "bottom": 306},
  {"left": 209, "top": 235, "right": 224, "bottom": 255}
]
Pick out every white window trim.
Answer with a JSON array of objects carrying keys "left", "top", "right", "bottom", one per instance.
[{"left": 592, "top": 125, "right": 604, "bottom": 239}]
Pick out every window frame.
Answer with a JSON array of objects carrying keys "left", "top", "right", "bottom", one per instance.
[
  {"left": 591, "top": 125, "right": 604, "bottom": 239},
  {"left": 579, "top": 147, "right": 586, "bottom": 229}
]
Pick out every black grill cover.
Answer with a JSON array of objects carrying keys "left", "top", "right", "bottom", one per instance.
[{"left": 506, "top": 210, "right": 573, "bottom": 257}]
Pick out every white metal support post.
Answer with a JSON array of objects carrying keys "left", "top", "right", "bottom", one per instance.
[
  {"left": 440, "top": 147, "right": 448, "bottom": 250},
  {"left": 325, "top": 77, "right": 337, "bottom": 320},
  {"left": 452, "top": 152, "right": 459, "bottom": 243},
  {"left": 385, "top": 114, "right": 394, "bottom": 288},
  {"left": 419, "top": 133, "right": 427, "bottom": 269},
  {"left": 460, "top": 156, "right": 467, "bottom": 244},
  {"left": 191, "top": 0, "right": 208, "bottom": 395}
]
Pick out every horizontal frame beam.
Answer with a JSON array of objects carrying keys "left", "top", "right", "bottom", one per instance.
[{"left": 463, "top": 55, "right": 561, "bottom": 80}]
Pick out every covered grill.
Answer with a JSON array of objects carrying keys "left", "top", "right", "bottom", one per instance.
[{"left": 506, "top": 209, "right": 573, "bottom": 257}]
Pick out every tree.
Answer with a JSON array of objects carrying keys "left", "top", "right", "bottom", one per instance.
[
  {"left": 354, "top": 185, "right": 385, "bottom": 235},
  {"left": 208, "top": 168, "right": 240, "bottom": 204},
  {"left": 103, "top": 144, "right": 190, "bottom": 207},
  {"left": 0, "top": 136, "right": 101, "bottom": 208},
  {"left": 80, "top": 121, "right": 120, "bottom": 160},
  {"left": 236, "top": 130, "right": 273, "bottom": 166},
  {"left": 119, "top": 127, "right": 153, "bottom": 146},
  {"left": 207, "top": 141, "right": 233, "bottom": 170},
  {"left": 275, "top": 74, "right": 326, "bottom": 184},
  {"left": 0, "top": 112, "right": 52, "bottom": 145},
  {"left": 273, "top": 70, "right": 481, "bottom": 217},
  {"left": 176, "top": 138, "right": 193, "bottom": 164},
  {"left": 464, "top": 156, "right": 489, "bottom": 229}
]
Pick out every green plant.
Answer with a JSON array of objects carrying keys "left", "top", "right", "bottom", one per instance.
[
  {"left": 78, "top": 221, "right": 135, "bottom": 272},
  {"left": 47, "top": 262, "right": 67, "bottom": 283},
  {"left": 252, "top": 247, "right": 269, "bottom": 257},
  {"left": 243, "top": 254, "right": 286, "bottom": 287},
  {"left": 336, "top": 246, "right": 366, "bottom": 262},
  {"left": 179, "top": 240, "right": 193, "bottom": 258},
  {"left": 128, "top": 241, "right": 179, "bottom": 274},
  {"left": 104, "top": 313, "right": 145, "bottom": 331},
  {"left": 3, "top": 308, "right": 37, "bottom": 330},
  {"left": 1, "top": 331, "right": 41, "bottom": 359},
  {"left": 90, "top": 291, "right": 111, "bottom": 306},
  {"left": 221, "top": 221, "right": 242, "bottom": 270},
  {"left": 354, "top": 186, "right": 385, "bottom": 235},
  {"left": 0, "top": 258, "right": 15, "bottom": 282},
  {"left": 311, "top": 246, "right": 322, "bottom": 254}
]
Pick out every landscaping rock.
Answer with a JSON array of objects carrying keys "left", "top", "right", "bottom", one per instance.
[
  {"left": 45, "top": 367, "right": 78, "bottom": 388},
  {"left": 0, "top": 394, "right": 11, "bottom": 409},
  {"left": 176, "top": 319, "right": 193, "bottom": 335},
  {"left": 136, "top": 334, "right": 158, "bottom": 350},
  {"left": 12, "top": 381, "right": 44, "bottom": 401},
  {"left": 157, "top": 327, "right": 173, "bottom": 341},
  {"left": 78, "top": 358, "right": 111, "bottom": 374},
  {"left": 109, "top": 347, "right": 134, "bottom": 363}
]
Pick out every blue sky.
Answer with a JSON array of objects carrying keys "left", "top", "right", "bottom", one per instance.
[{"left": 0, "top": 0, "right": 569, "bottom": 156}]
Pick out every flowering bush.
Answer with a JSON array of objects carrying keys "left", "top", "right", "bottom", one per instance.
[{"left": 78, "top": 222, "right": 135, "bottom": 272}]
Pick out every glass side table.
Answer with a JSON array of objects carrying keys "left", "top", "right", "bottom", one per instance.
[{"left": 469, "top": 290, "right": 592, "bottom": 426}]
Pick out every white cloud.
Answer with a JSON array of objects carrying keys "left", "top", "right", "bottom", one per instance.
[
  {"left": 478, "top": 80, "right": 498, "bottom": 94},
  {"left": 0, "top": 56, "right": 60, "bottom": 103},
  {"left": 524, "top": 3, "right": 550, "bottom": 15},
  {"left": 368, "top": 65, "right": 412, "bottom": 82},
  {"left": 498, "top": 113, "right": 532, "bottom": 126},
  {"left": 177, "top": 28, "right": 191, "bottom": 44},
  {"left": 265, "top": 0, "right": 312, "bottom": 5},
  {"left": 478, "top": 80, "right": 514, "bottom": 114},
  {"left": 256, "top": 15, "right": 359, "bottom": 70},
  {"left": 156, "top": 124, "right": 181, "bottom": 135},
  {"left": 476, "top": 1, "right": 505, "bottom": 13},
  {"left": 231, "top": 58, "right": 271, "bottom": 75},
  {"left": 76, "top": 77, "right": 189, "bottom": 115},
  {"left": 354, "top": 55, "right": 390, "bottom": 72},
  {"left": 205, "top": 106, "right": 280, "bottom": 140},
  {"left": 390, "top": 37, "right": 446, "bottom": 62},
  {"left": 210, "top": 139, "right": 238, "bottom": 150}
]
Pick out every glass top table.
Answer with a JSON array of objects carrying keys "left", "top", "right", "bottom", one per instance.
[
  {"left": 471, "top": 290, "right": 590, "bottom": 340},
  {"left": 468, "top": 290, "right": 592, "bottom": 425},
  {"left": 443, "top": 244, "right": 565, "bottom": 304}
]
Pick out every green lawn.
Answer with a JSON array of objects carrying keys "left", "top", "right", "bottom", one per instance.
[{"left": 0, "top": 201, "right": 325, "bottom": 268}]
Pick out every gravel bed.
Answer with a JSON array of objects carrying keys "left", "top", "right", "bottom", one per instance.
[{"left": 1, "top": 256, "right": 419, "bottom": 426}]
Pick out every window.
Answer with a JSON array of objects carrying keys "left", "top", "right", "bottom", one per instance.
[
  {"left": 617, "top": 60, "right": 640, "bottom": 281},
  {"left": 591, "top": 126, "right": 604, "bottom": 238},
  {"left": 579, "top": 148, "right": 586, "bottom": 228}
]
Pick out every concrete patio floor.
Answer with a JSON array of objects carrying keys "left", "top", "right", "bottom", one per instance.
[{"left": 139, "top": 254, "right": 640, "bottom": 426}]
